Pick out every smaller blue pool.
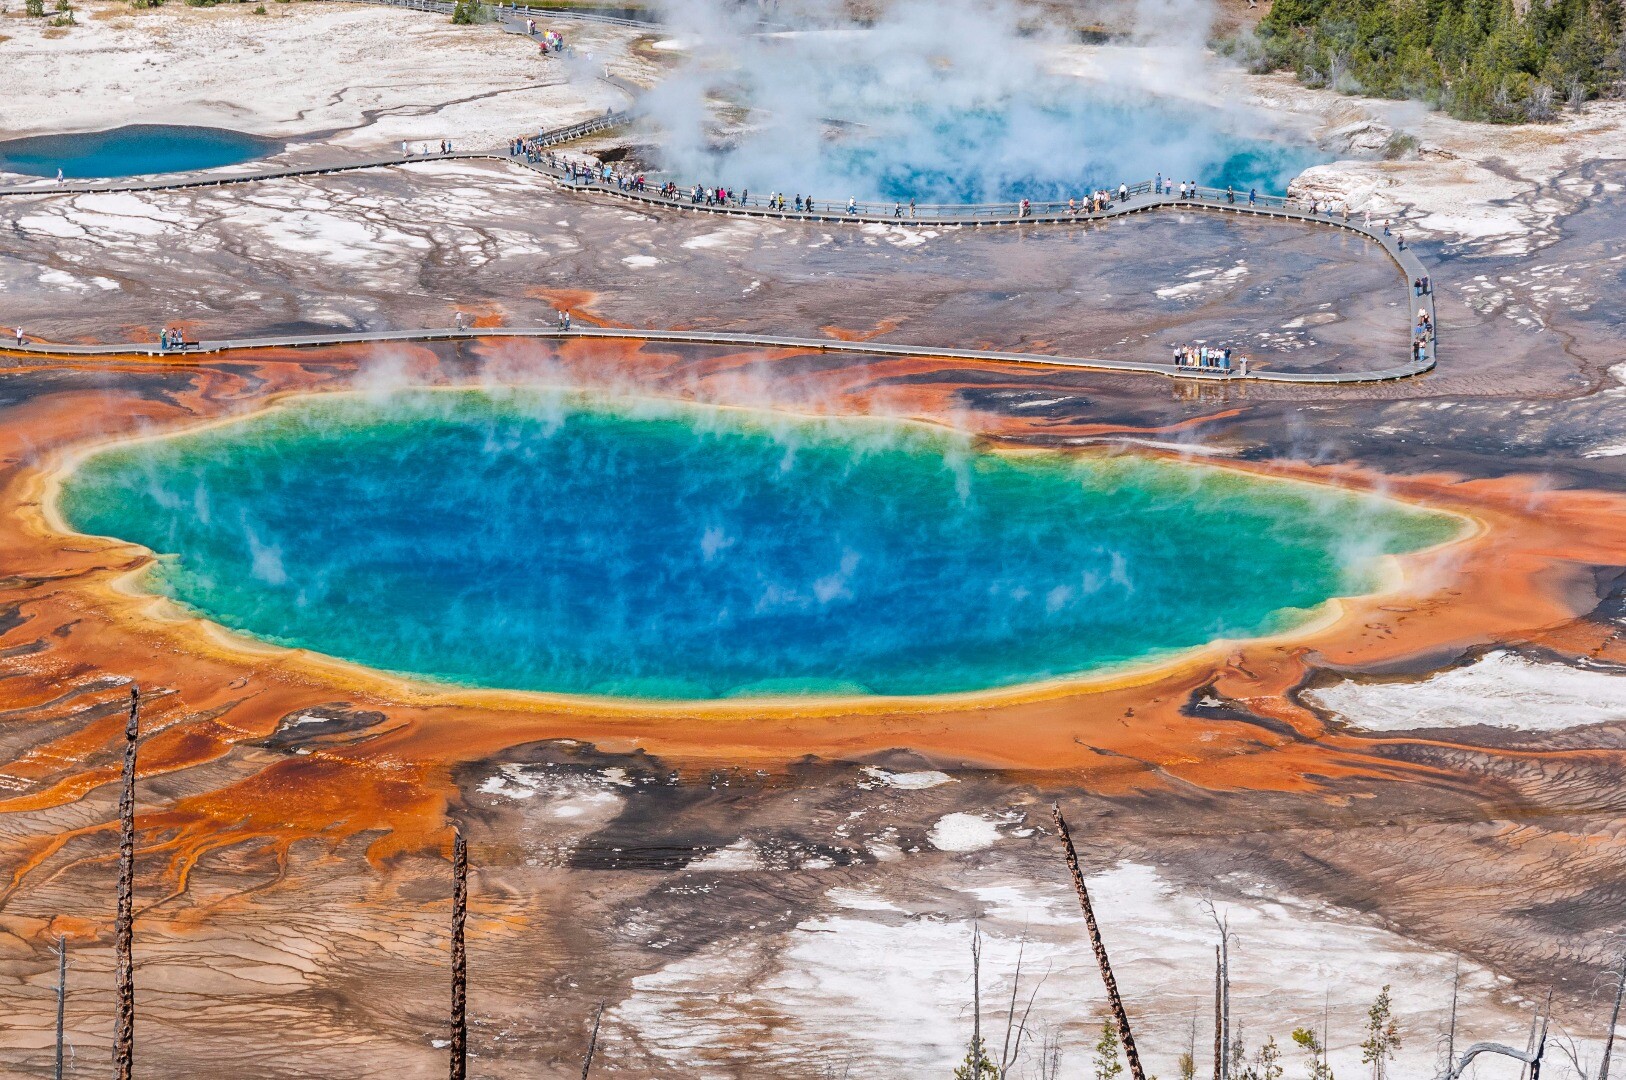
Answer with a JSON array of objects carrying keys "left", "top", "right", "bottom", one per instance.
[{"left": 0, "top": 125, "right": 282, "bottom": 180}]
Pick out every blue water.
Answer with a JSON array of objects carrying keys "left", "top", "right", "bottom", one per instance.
[
  {"left": 0, "top": 125, "right": 281, "bottom": 180},
  {"left": 834, "top": 102, "right": 1329, "bottom": 204},
  {"left": 58, "top": 391, "right": 1458, "bottom": 700}
]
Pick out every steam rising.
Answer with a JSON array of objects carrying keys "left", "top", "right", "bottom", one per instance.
[{"left": 639, "top": 0, "right": 1327, "bottom": 202}]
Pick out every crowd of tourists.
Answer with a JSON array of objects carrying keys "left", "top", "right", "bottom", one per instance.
[
  {"left": 158, "top": 326, "right": 190, "bottom": 352},
  {"left": 1173, "top": 345, "right": 1247, "bottom": 375},
  {"left": 522, "top": 20, "right": 567, "bottom": 53},
  {"left": 1413, "top": 305, "right": 1435, "bottom": 363},
  {"left": 402, "top": 140, "right": 455, "bottom": 156}
]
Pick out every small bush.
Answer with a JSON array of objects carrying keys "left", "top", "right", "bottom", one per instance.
[
  {"left": 450, "top": 0, "right": 492, "bottom": 24},
  {"left": 1380, "top": 132, "right": 1419, "bottom": 160},
  {"left": 24, "top": 0, "right": 45, "bottom": 17}
]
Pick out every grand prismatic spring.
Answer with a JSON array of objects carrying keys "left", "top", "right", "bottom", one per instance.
[
  {"left": 1, "top": 1, "right": 1625, "bottom": 1078},
  {"left": 58, "top": 389, "right": 1459, "bottom": 699}
]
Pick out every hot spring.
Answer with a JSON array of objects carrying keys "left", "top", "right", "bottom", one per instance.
[
  {"left": 57, "top": 391, "right": 1459, "bottom": 700},
  {"left": 0, "top": 125, "right": 281, "bottom": 180},
  {"left": 679, "top": 96, "right": 1330, "bottom": 205},
  {"left": 645, "top": 10, "right": 1333, "bottom": 203}
]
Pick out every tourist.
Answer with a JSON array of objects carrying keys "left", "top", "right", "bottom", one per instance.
[
  {"left": 894, "top": 202, "right": 903, "bottom": 218},
  {"left": 909, "top": 198, "right": 916, "bottom": 219},
  {"left": 13, "top": 327, "right": 22, "bottom": 347},
  {"left": 1118, "top": 182, "right": 1129, "bottom": 201},
  {"left": 1226, "top": 185, "right": 1235, "bottom": 205},
  {"left": 847, "top": 196, "right": 857, "bottom": 216},
  {"left": 454, "top": 311, "right": 465, "bottom": 331},
  {"left": 55, "top": 168, "right": 64, "bottom": 184}
]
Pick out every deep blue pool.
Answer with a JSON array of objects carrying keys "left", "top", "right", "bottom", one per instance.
[{"left": 0, "top": 125, "right": 282, "bottom": 180}]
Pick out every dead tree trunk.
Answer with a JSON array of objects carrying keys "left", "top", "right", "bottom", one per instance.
[
  {"left": 1601, "top": 955, "right": 1626, "bottom": 1080},
  {"left": 114, "top": 686, "right": 139, "bottom": 1080},
  {"left": 1221, "top": 936, "right": 1231, "bottom": 1079},
  {"left": 1213, "top": 946, "right": 1223, "bottom": 1080},
  {"left": 450, "top": 828, "right": 468, "bottom": 1080},
  {"left": 1052, "top": 804, "right": 1147, "bottom": 1080},
  {"left": 580, "top": 1001, "right": 604, "bottom": 1080},
  {"left": 1445, "top": 960, "right": 1460, "bottom": 1075},
  {"left": 54, "top": 935, "right": 66, "bottom": 1080}
]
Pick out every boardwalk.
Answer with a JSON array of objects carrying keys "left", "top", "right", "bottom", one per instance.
[
  {"left": 0, "top": 39, "right": 1437, "bottom": 383},
  {"left": 3, "top": 325, "right": 1426, "bottom": 385}
]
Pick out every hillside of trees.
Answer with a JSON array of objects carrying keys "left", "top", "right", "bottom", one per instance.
[{"left": 1234, "top": 0, "right": 1626, "bottom": 122}]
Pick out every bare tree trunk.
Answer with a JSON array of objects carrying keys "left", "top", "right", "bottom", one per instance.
[
  {"left": 972, "top": 924, "right": 982, "bottom": 1065},
  {"left": 114, "top": 687, "right": 139, "bottom": 1080},
  {"left": 1530, "top": 998, "right": 1550, "bottom": 1080},
  {"left": 581, "top": 1002, "right": 604, "bottom": 1080},
  {"left": 1601, "top": 955, "right": 1626, "bottom": 1080},
  {"left": 1052, "top": 804, "right": 1147, "bottom": 1080},
  {"left": 449, "top": 828, "right": 468, "bottom": 1080},
  {"left": 1213, "top": 947, "right": 1223, "bottom": 1080},
  {"left": 1446, "top": 960, "right": 1459, "bottom": 1075},
  {"left": 1221, "top": 937, "right": 1230, "bottom": 1080},
  {"left": 1521, "top": 1007, "right": 1540, "bottom": 1080},
  {"left": 54, "top": 935, "right": 66, "bottom": 1080}
]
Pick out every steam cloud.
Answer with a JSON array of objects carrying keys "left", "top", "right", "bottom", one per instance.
[{"left": 638, "top": 0, "right": 1325, "bottom": 203}]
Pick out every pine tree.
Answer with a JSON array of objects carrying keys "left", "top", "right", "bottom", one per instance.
[
  {"left": 1094, "top": 1017, "right": 1126, "bottom": 1080},
  {"left": 1256, "top": 1036, "right": 1285, "bottom": 1080},
  {"left": 1291, "top": 1027, "right": 1334, "bottom": 1080},
  {"left": 1359, "top": 985, "right": 1401, "bottom": 1080},
  {"left": 953, "top": 1038, "right": 998, "bottom": 1080}
]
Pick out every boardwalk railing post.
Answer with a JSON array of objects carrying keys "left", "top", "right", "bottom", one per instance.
[
  {"left": 114, "top": 686, "right": 139, "bottom": 1080},
  {"left": 1052, "top": 803, "right": 1147, "bottom": 1080}
]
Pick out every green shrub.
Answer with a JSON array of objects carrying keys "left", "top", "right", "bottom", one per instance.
[
  {"left": 24, "top": 0, "right": 44, "bottom": 16},
  {"left": 450, "top": 0, "right": 493, "bottom": 24}
]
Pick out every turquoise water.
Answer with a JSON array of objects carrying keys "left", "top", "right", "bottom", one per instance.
[
  {"left": 0, "top": 125, "right": 280, "bottom": 180},
  {"left": 58, "top": 391, "right": 1458, "bottom": 700},
  {"left": 802, "top": 101, "right": 1327, "bottom": 204}
]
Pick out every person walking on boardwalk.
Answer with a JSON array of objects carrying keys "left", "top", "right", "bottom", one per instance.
[
  {"left": 13, "top": 327, "right": 22, "bottom": 347},
  {"left": 847, "top": 196, "right": 857, "bottom": 215},
  {"left": 1249, "top": 187, "right": 1257, "bottom": 206}
]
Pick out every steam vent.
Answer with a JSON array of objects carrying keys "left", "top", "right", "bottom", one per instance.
[{"left": 1, "top": 0, "right": 1623, "bottom": 1077}]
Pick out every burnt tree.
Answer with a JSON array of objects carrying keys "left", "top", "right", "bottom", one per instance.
[
  {"left": 114, "top": 686, "right": 139, "bottom": 1080},
  {"left": 449, "top": 828, "right": 468, "bottom": 1080},
  {"left": 1052, "top": 803, "right": 1147, "bottom": 1080}
]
